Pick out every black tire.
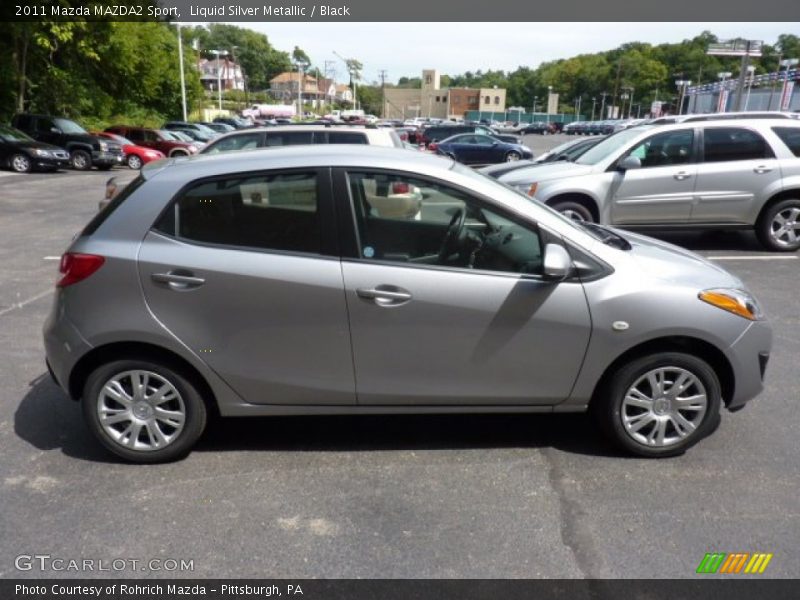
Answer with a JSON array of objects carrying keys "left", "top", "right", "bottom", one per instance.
[
  {"left": 126, "top": 154, "right": 143, "bottom": 170},
  {"left": 550, "top": 199, "right": 595, "bottom": 222},
  {"left": 82, "top": 359, "right": 208, "bottom": 463},
  {"left": 170, "top": 150, "right": 188, "bottom": 157},
  {"left": 96, "top": 164, "right": 113, "bottom": 171},
  {"left": 70, "top": 149, "right": 92, "bottom": 171},
  {"left": 756, "top": 198, "right": 800, "bottom": 252},
  {"left": 10, "top": 153, "right": 32, "bottom": 173},
  {"left": 505, "top": 151, "right": 521, "bottom": 162},
  {"left": 594, "top": 352, "right": 722, "bottom": 458}
]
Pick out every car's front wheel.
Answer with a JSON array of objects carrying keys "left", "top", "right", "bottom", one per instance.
[
  {"left": 756, "top": 198, "right": 800, "bottom": 252},
  {"left": 126, "top": 154, "right": 143, "bottom": 170},
  {"left": 82, "top": 359, "right": 208, "bottom": 463},
  {"left": 10, "top": 153, "right": 32, "bottom": 173},
  {"left": 70, "top": 149, "right": 92, "bottom": 171},
  {"left": 550, "top": 200, "right": 595, "bottom": 222},
  {"left": 505, "top": 151, "right": 521, "bottom": 162},
  {"left": 595, "top": 352, "right": 722, "bottom": 457}
]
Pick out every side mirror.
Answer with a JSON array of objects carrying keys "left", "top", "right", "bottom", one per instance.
[
  {"left": 491, "top": 141, "right": 499, "bottom": 146},
  {"left": 50, "top": 127, "right": 61, "bottom": 134},
  {"left": 542, "top": 244, "right": 573, "bottom": 281},
  {"left": 617, "top": 155, "right": 641, "bottom": 171}
]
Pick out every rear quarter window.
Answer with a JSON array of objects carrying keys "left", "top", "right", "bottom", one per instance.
[
  {"left": 772, "top": 127, "right": 800, "bottom": 157},
  {"left": 81, "top": 176, "right": 145, "bottom": 237}
]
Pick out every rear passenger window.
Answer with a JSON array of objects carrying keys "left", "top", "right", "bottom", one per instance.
[
  {"left": 772, "top": 127, "right": 800, "bottom": 157},
  {"left": 328, "top": 132, "right": 367, "bottom": 144},
  {"left": 205, "top": 132, "right": 262, "bottom": 154},
  {"left": 264, "top": 132, "right": 314, "bottom": 146},
  {"left": 703, "top": 128, "right": 774, "bottom": 162},
  {"left": 155, "top": 172, "right": 320, "bottom": 254}
]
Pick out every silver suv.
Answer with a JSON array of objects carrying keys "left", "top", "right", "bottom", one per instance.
[
  {"left": 44, "top": 146, "right": 771, "bottom": 462},
  {"left": 200, "top": 125, "right": 403, "bottom": 154},
  {"left": 500, "top": 119, "right": 800, "bottom": 251}
]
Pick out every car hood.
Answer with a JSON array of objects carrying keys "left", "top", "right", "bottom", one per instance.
[
  {"left": 618, "top": 229, "right": 744, "bottom": 289},
  {"left": 9, "top": 140, "right": 65, "bottom": 152},
  {"left": 500, "top": 161, "right": 594, "bottom": 185}
]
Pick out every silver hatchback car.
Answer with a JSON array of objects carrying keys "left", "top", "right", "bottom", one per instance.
[
  {"left": 500, "top": 119, "right": 800, "bottom": 251},
  {"left": 44, "top": 146, "right": 772, "bottom": 462}
]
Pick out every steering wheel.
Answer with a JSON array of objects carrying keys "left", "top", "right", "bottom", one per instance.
[{"left": 437, "top": 208, "right": 466, "bottom": 263}]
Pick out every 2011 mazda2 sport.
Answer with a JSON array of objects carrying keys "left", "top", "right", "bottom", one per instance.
[{"left": 43, "top": 146, "right": 772, "bottom": 462}]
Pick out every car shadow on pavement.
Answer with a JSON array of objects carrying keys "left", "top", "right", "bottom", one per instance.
[
  {"left": 16, "top": 374, "right": 626, "bottom": 461},
  {"left": 14, "top": 373, "right": 119, "bottom": 463}
]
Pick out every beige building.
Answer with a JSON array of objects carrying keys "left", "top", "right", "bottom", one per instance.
[{"left": 383, "top": 69, "right": 507, "bottom": 119}]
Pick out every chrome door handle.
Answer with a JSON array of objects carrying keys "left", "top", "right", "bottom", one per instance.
[
  {"left": 356, "top": 287, "right": 412, "bottom": 304},
  {"left": 673, "top": 171, "right": 691, "bottom": 180},
  {"left": 151, "top": 271, "right": 205, "bottom": 289},
  {"left": 754, "top": 166, "right": 772, "bottom": 174}
]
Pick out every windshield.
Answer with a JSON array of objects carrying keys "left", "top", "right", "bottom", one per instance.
[
  {"left": 0, "top": 125, "right": 34, "bottom": 142},
  {"left": 574, "top": 126, "right": 654, "bottom": 165},
  {"left": 159, "top": 130, "right": 180, "bottom": 141},
  {"left": 54, "top": 118, "right": 87, "bottom": 134}
]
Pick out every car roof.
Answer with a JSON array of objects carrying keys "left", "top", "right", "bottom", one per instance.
[{"left": 144, "top": 145, "right": 452, "bottom": 181}]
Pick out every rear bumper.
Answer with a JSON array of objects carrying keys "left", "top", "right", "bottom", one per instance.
[
  {"left": 726, "top": 320, "right": 773, "bottom": 410},
  {"left": 43, "top": 293, "right": 93, "bottom": 397},
  {"left": 92, "top": 151, "right": 123, "bottom": 166}
]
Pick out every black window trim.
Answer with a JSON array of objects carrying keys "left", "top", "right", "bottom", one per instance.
[
  {"left": 331, "top": 166, "right": 557, "bottom": 282},
  {"left": 150, "top": 166, "right": 339, "bottom": 259}
]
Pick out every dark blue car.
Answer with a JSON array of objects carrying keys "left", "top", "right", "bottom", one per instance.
[{"left": 432, "top": 133, "right": 533, "bottom": 165}]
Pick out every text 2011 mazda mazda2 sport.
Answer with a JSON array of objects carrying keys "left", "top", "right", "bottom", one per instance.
[{"left": 43, "top": 146, "right": 772, "bottom": 462}]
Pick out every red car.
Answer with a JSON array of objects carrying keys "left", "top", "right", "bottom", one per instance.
[
  {"left": 104, "top": 126, "right": 198, "bottom": 159},
  {"left": 93, "top": 132, "right": 165, "bottom": 169}
]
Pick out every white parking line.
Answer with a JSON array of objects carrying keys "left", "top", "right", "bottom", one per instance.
[
  {"left": 707, "top": 255, "right": 798, "bottom": 260},
  {"left": 0, "top": 289, "right": 53, "bottom": 317},
  {"left": 43, "top": 256, "right": 61, "bottom": 260}
]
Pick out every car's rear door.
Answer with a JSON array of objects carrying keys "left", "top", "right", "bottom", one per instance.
[
  {"left": 690, "top": 126, "right": 782, "bottom": 224},
  {"left": 137, "top": 167, "right": 356, "bottom": 405}
]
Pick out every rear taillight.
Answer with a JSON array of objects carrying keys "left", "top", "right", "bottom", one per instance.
[
  {"left": 399, "top": 132, "right": 409, "bottom": 141},
  {"left": 57, "top": 253, "right": 105, "bottom": 287},
  {"left": 428, "top": 143, "right": 438, "bottom": 152},
  {"left": 392, "top": 182, "right": 410, "bottom": 194}
]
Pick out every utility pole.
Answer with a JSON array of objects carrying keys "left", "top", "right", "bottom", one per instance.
[
  {"left": 379, "top": 69, "right": 387, "bottom": 118},
  {"left": 599, "top": 92, "right": 608, "bottom": 119},
  {"left": 324, "top": 60, "right": 336, "bottom": 111},
  {"left": 173, "top": 23, "right": 187, "bottom": 121},
  {"left": 611, "top": 58, "right": 623, "bottom": 118}
]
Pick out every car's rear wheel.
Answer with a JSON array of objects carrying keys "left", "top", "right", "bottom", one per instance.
[
  {"left": 170, "top": 150, "right": 188, "bottom": 157},
  {"left": 505, "top": 151, "right": 521, "bottom": 162},
  {"left": 70, "top": 149, "right": 91, "bottom": 171},
  {"left": 756, "top": 198, "right": 800, "bottom": 252},
  {"left": 82, "top": 360, "right": 207, "bottom": 463},
  {"left": 11, "top": 153, "right": 32, "bottom": 173},
  {"left": 127, "top": 154, "right": 143, "bottom": 170},
  {"left": 594, "top": 352, "right": 721, "bottom": 457},
  {"left": 550, "top": 200, "right": 595, "bottom": 222}
]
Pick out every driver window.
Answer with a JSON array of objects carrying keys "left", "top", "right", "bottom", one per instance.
[
  {"left": 346, "top": 171, "right": 543, "bottom": 275},
  {"left": 625, "top": 130, "right": 694, "bottom": 168}
]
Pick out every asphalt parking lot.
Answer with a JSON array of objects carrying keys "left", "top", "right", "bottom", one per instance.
[{"left": 1, "top": 141, "right": 798, "bottom": 579}]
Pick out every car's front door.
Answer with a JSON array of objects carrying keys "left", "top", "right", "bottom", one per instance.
[
  {"left": 336, "top": 169, "right": 592, "bottom": 406},
  {"left": 609, "top": 129, "right": 697, "bottom": 225},
  {"left": 690, "top": 126, "right": 783, "bottom": 224},
  {"left": 137, "top": 168, "right": 356, "bottom": 405}
]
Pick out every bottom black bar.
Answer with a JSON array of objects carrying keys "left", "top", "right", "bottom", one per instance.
[{"left": 3, "top": 579, "right": 798, "bottom": 600}]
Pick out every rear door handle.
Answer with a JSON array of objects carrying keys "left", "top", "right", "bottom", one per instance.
[
  {"left": 356, "top": 286, "right": 412, "bottom": 305},
  {"left": 673, "top": 171, "right": 691, "bottom": 181},
  {"left": 754, "top": 165, "right": 772, "bottom": 174},
  {"left": 151, "top": 271, "right": 205, "bottom": 289}
]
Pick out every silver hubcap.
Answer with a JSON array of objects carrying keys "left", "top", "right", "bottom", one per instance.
[
  {"left": 506, "top": 153, "right": 520, "bottom": 162},
  {"left": 770, "top": 207, "right": 800, "bottom": 247},
  {"left": 72, "top": 153, "right": 87, "bottom": 168},
  {"left": 12, "top": 155, "right": 29, "bottom": 171},
  {"left": 128, "top": 155, "right": 142, "bottom": 169},
  {"left": 562, "top": 209, "right": 587, "bottom": 222},
  {"left": 97, "top": 370, "right": 186, "bottom": 452},
  {"left": 621, "top": 366, "right": 708, "bottom": 448}
]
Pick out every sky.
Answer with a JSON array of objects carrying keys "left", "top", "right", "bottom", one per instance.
[{"left": 239, "top": 22, "right": 799, "bottom": 85}]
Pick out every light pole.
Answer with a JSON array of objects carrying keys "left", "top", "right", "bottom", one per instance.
[
  {"left": 173, "top": 23, "right": 187, "bottom": 121},
  {"left": 599, "top": 92, "right": 608, "bottom": 119},
  {"left": 625, "top": 87, "right": 635, "bottom": 118},
  {"left": 547, "top": 86, "right": 553, "bottom": 120},
  {"left": 717, "top": 72, "right": 732, "bottom": 112},
  {"left": 743, "top": 67, "right": 755, "bottom": 111},
  {"left": 590, "top": 96, "right": 596, "bottom": 121},
  {"left": 333, "top": 51, "right": 358, "bottom": 110},
  {"left": 532, "top": 96, "right": 538, "bottom": 120},
  {"left": 675, "top": 80, "right": 691, "bottom": 115},
  {"left": 210, "top": 50, "right": 226, "bottom": 112},
  {"left": 779, "top": 58, "right": 799, "bottom": 111}
]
